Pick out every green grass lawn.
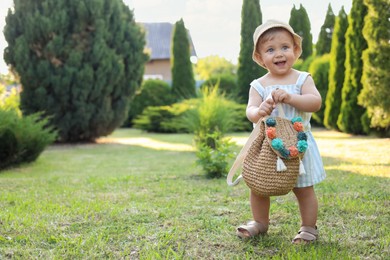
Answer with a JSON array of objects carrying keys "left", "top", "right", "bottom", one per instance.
[{"left": 0, "top": 128, "right": 389, "bottom": 259}]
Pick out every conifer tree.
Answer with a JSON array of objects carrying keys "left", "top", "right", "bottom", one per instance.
[
  {"left": 3, "top": 0, "right": 147, "bottom": 142},
  {"left": 237, "top": 0, "right": 265, "bottom": 103},
  {"left": 308, "top": 54, "right": 330, "bottom": 125},
  {"left": 337, "top": 0, "right": 368, "bottom": 134},
  {"left": 289, "top": 4, "right": 313, "bottom": 60},
  {"left": 359, "top": 0, "right": 390, "bottom": 134},
  {"left": 171, "top": 19, "right": 196, "bottom": 101},
  {"left": 316, "top": 4, "right": 335, "bottom": 55},
  {"left": 323, "top": 7, "right": 349, "bottom": 130}
]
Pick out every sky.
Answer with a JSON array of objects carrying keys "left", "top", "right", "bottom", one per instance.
[{"left": 0, "top": 0, "right": 352, "bottom": 74}]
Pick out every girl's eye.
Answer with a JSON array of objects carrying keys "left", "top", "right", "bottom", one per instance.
[
  {"left": 266, "top": 48, "right": 274, "bottom": 53},
  {"left": 282, "top": 46, "right": 289, "bottom": 50}
]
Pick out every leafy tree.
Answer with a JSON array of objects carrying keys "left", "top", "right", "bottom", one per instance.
[
  {"left": 308, "top": 54, "right": 330, "bottom": 125},
  {"left": 316, "top": 4, "right": 335, "bottom": 55},
  {"left": 237, "top": 0, "right": 266, "bottom": 103},
  {"left": 195, "top": 55, "right": 236, "bottom": 80},
  {"left": 289, "top": 4, "right": 313, "bottom": 60},
  {"left": 359, "top": 0, "right": 390, "bottom": 134},
  {"left": 171, "top": 18, "right": 196, "bottom": 101},
  {"left": 3, "top": 0, "right": 147, "bottom": 142},
  {"left": 337, "top": 0, "right": 368, "bottom": 134},
  {"left": 323, "top": 7, "right": 348, "bottom": 130}
]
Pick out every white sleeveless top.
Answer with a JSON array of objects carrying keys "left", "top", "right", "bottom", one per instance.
[{"left": 250, "top": 71, "right": 326, "bottom": 187}]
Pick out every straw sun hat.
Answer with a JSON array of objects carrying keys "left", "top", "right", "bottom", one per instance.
[{"left": 252, "top": 20, "right": 302, "bottom": 68}]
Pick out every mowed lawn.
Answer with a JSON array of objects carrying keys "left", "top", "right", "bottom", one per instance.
[{"left": 0, "top": 128, "right": 389, "bottom": 259}]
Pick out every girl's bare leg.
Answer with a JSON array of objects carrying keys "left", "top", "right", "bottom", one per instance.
[{"left": 293, "top": 186, "right": 318, "bottom": 227}]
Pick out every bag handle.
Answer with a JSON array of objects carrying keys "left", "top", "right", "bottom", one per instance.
[{"left": 226, "top": 96, "right": 285, "bottom": 186}]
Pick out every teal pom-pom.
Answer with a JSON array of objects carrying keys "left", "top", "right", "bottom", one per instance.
[
  {"left": 266, "top": 117, "right": 276, "bottom": 127},
  {"left": 271, "top": 138, "right": 284, "bottom": 150},
  {"left": 280, "top": 148, "right": 290, "bottom": 158},
  {"left": 297, "top": 132, "right": 307, "bottom": 141},
  {"left": 291, "top": 117, "right": 303, "bottom": 124},
  {"left": 297, "top": 140, "right": 308, "bottom": 153}
]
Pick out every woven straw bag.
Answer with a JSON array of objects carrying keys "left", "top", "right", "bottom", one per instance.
[{"left": 227, "top": 104, "right": 308, "bottom": 197}]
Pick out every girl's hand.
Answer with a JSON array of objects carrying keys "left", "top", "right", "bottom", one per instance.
[
  {"left": 257, "top": 98, "right": 275, "bottom": 117},
  {"left": 272, "top": 88, "right": 291, "bottom": 104}
]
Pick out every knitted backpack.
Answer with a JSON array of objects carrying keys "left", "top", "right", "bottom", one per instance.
[{"left": 227, "top": 104, "right": 307, "bottom": 196}]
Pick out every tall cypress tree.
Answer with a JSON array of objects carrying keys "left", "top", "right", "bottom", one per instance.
[
  {"left": 316, "top": 4, "right": 335, "bottom": 55},
  {"left": 308, "top": 54, "right": 330, "bottom": 125},
  {"left": 289, "top": 4, "right": 313, "bottom": 60},
  {"left": 359, "top": 0, "right": 390, "bottom": 134},
  {"left": 3, "top": 0, "right": 147, "bottom": 142},
  {"left": 323, "top": 7, "right": 349, "bottom": 130},
  {"left": 171, "top": 18, "right": 196, "bottom": 101},
  {"left": 337, "top": 0, "right": 368, "bottom": 134},
  {"left": 237, "top": 0, "right": 265, "bottom": 103}
]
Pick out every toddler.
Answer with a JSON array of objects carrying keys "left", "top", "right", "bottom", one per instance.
[{"left": 236, "top": 20, "right": 326, "bottom": 244}]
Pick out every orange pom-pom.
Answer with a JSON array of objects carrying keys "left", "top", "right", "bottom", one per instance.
[
  {"left": 288, "top": 146, "right": 299, "bottom": 157},
  {"left": 293, "top": 122, "right": 303, "bottom": 132},
  {"left": 266, "top": 127, "right": 277, "bottom": 139}
]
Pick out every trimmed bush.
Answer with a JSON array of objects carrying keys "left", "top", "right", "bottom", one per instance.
[
  {"left": 125, "top": 79, "right": 173, "bottom": 127},
  {"left": 133, "top": 100, "right": 197, "bottom": 133},
  {"left": 0, "top": 110, "right": 57, "bottom": 170},
  {"left": 200, "top": 74, "right": 238, "bottom": 98}
]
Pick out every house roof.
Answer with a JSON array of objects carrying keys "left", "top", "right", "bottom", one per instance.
[{"left": 141, "top": 22, "right": 197, "bottom": 60}]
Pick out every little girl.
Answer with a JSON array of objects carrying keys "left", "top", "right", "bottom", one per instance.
[{"left": 236, "top": 20, "right": 326, "bottom": 244}]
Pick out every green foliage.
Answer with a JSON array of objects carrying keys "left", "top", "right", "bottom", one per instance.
[
  {"left": 237, "top": 0, "right": 266, "bottom": 103},
  {"left": 359, "top": 0, "right": 390, "bottom": 134},
  {"left": 316, "top": 4, "right": 335, "bottom": 55},
  {"left": 133, "top": 102, "right": 250, "bottom": 134},
  {"left": 194, "top": 55, "right": 236, "bottom": 80},
  {"left": 180, "top": 86, "right": 237, "bottom": 145},
  {"left": 0, "top": 110, "right": 57, "bottom": 170},
  {"left": 338, "top": 1, "right": 368, "bottom": 135},
  {"left": 298, "top": 55, "right": 316, "bottom": 73},
  {"left": 196, "top": 131, "right": 236, "bottom": 178},
  {"left": 0, "top": 85, "right": 20, "bottom": 114},
  {"left": 124, "top": 79, "right": 173, "bottom": 127},
  {"left": 323, "top": 8, "right": 349, "bottom": 130},
  {"left": 171, "top": 19, "right": 196, "bottom": 101},
  {"left": 4, "top": 0, "right": 147, "bottom": 142},
  {"left": 289, "top": 4, "right": 313, "bottom": 60},
  {"left": 132, "top": 100, "right": 195, "bottom": 133},
  {"left": 309, "top": 54, "right": 330, "bottom": 125},
  {"left": 292, "top": 59, "right": 304, "bottom": 70},
  {"left": 180, "top": 86, "right": 237, "bottom": 178},
  {"left": 200, "top": 74, "right": 238, "bottom": 98}
]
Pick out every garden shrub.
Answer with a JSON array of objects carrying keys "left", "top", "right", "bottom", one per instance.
[
  {"left": 200, "top": 74, "right": 238, "bottom": 98},
  {"left": 180, "top": 86, "right": 236, "bottom": 145},
  {"left": 133, "top": 91, "right": 251, "bottom": 134},
  {"left": 196, "top": 131, "right": 236, "bottom": 178},
  {"left": 180, "top": 86, "right": 238, "bottom": 178},
  {"left": 125, "top": 79, "right": 173, "bottom": 127},
  {"left": 0, "top": 109, "right": 57, "bottom": 170},
  {"left": 133, "top": 99, "right": 197, "bottom": 133}
]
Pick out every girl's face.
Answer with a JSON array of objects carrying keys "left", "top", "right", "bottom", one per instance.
[{"left": 257, "top": 29, "right": 297, "bottom": 75}]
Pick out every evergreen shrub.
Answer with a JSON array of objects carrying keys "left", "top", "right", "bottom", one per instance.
[
  {"left": 0, "top": 110, "right": 57, "bottom": 170},
  {"left": 200, "top": 74, "right": 238, "bottom": 98},
  {"left": 125, "top": 79, "right": 173, "bottom": 127},
  {"left": 309, "top": 54, "right": 330, "bottom": 125}
]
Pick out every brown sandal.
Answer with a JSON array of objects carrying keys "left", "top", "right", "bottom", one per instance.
[
  {"left": 292, "top": 226, "right": 318, "bottom": 244},
  {"left": 236, "top": 221, "right": 268, "bottom": 239}
]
